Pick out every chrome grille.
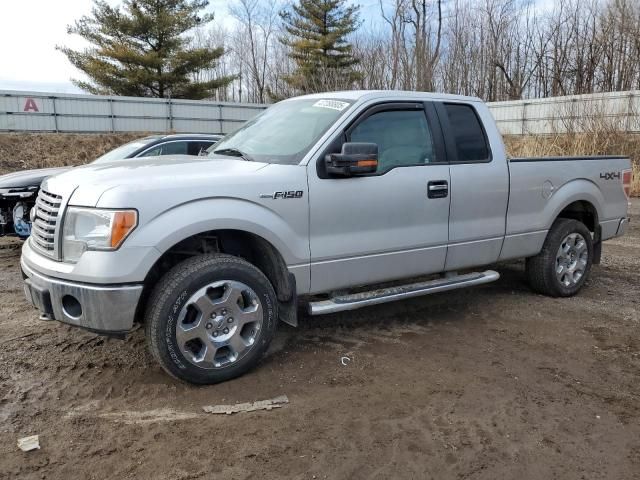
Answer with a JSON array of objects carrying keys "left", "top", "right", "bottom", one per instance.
[{"left": 31, "top": 189, "right": 62, "bottom": 257}]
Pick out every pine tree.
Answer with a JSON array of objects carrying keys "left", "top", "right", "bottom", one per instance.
[
  {"left": 58, "top": 0, "right": 233, "bottom": 99},
  {"left": 280, "top": 0, "right": 361, "bottom": 93}
]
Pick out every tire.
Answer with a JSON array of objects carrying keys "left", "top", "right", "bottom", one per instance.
[
  {"left": 526, "top": 218, "right": 593, "bottom": 297},
  {"left": 145, "top": 254, "right": 278, "bottom": 384}
]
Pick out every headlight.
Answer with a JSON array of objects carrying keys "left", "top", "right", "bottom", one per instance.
[{"left": 62, "top": 207, "right": 138, "bottom": 263}]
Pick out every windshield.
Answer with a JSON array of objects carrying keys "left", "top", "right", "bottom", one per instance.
[
  {"left": 92, "top": 138, "right": 157, "bottom": 164},
  {"left": 210, "top": 98, "right": 354, "bottom": 165}
]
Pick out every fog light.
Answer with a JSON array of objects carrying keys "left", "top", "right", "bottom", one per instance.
[{"left": 62, "top": 295, "right": 82, "bottom": 319}]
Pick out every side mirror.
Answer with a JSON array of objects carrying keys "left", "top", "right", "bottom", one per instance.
[{"left": 325, "top": 142, "right": 378, "bottom": 177}]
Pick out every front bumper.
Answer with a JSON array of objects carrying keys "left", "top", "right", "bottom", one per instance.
[{"left": 21, "top": 258, "right": 144, "bottom": 335}]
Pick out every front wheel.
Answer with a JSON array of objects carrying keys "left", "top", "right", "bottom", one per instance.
[
  {"left": 145, "top": 254, "right": 278, "bottom": 384},
  {"left": 526, "top": 218, "right": 593, "bottom": 297}
]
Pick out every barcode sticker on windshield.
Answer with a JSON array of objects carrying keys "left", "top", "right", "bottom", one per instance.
[{"left": 312, "top": 100, "right": 350, "bottom": 111}]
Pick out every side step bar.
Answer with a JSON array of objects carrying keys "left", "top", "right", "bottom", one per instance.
[{"left": 308, "top": 270, "right": 500, "bottom": 316}]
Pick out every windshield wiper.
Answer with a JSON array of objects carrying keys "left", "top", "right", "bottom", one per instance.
[{"left": 213, "top": 148, "right": 255, "bottom": 162}]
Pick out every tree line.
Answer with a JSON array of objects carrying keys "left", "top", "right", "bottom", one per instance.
[{"left": 61, "top": 0, "right": 640, "bottom": 103}]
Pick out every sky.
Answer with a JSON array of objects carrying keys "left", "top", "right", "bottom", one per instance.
[
  {"left": 0, "top": 0, "right": 385, "bottom": 94},
  {"left": 0, "top": 0, "right": 227, "bottom": 93},
  {"left": 0, "top": 0, "right": 543, "bottom": 94}
]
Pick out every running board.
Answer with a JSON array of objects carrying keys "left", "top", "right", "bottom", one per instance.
[{"left": 308, "top": 270, "right": 500, "bottom": 316}]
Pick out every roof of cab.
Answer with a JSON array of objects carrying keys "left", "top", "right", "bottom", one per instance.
[{"left": 290, "top": 90, "right": 483, "bottom": 104}]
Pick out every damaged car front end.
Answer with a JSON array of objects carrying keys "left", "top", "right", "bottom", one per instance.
[{"left": 0, "top": 167, "right": 68, "bottom": 238}]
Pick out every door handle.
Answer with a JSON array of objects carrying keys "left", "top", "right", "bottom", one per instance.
[{"left": 427, "top": 180, "right": 448, "bottom": 198}]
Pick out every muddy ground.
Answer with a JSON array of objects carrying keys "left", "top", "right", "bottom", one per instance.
[{"left": 0, "top": 202, "right": 638, "bottom": 480}]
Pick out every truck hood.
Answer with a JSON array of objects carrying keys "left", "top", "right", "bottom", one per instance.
[
  {"left": 43, "top": 155, "right": 270, "bottom": 206},
  {"left": 0, "top": 166, "right": 71, "bottom": 189}
]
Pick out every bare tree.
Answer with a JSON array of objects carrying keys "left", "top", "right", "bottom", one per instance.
[
  {"left": 191, "top": 22, "right": 233, "bottom": 101},
  {"left": 229, "top": 0, "right": 280, "bottom": 103},
  {"left": 201, "top": 0, "right": 640, "bottom": 103}
]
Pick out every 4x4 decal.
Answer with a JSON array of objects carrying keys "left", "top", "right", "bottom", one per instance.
[{"left": 600, "top": 172, "right": 621, "bottom": 180}]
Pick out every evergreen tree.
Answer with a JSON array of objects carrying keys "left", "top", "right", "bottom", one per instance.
[
  {"left": 280, "top": 0, "right": 361, "bottom": 93},
  {"left": 58, "top": 0, "right": 233, "bottom": 99}
]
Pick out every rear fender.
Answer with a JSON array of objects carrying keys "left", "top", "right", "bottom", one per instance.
[{"left": 544, "top": 179, "right": 604, "bottom": 231}]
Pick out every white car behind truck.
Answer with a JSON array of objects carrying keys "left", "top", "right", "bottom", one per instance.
[{"left": 21, "top": 91, "right": 633, "bottom": 384}]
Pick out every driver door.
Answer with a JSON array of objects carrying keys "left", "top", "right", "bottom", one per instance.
[{"left": 307, "top": 102, "right": 451, "bottom": 294}]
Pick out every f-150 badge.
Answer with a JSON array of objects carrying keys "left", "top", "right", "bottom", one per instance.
[{"left": 260, "top": 191, "right": 304, "bottom": 199}]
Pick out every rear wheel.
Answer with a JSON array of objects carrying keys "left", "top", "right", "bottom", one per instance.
[
  {"left": 145, "top": 254, "right": 278, "bottom": 384},
  {"left": 526, "top": 218, "right": 593, "bottom": 297}
]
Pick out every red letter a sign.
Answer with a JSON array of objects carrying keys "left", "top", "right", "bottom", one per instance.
[{"left": 24, "top": 98, "right": 39, "bottom": 112}]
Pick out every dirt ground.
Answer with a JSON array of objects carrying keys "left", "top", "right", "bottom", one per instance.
[{"left": 0, "top": 202, "right": 638, "bottom": 480}]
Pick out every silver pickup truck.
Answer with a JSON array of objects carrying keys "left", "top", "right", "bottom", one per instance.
[{"left": 21, "top": 91, "right": 633, "bottom": 384}]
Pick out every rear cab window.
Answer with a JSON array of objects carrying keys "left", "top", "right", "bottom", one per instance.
[{"left": 443, "top": 103, "right": 490, "bottom": 163}]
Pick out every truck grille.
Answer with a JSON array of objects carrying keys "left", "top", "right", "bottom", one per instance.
[{"left": 31, "top": 189, "right": 62, "bottom": 257}]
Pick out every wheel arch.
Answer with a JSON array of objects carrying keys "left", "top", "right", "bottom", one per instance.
[
  {"left": 555, "top": 199, "right": 599, "bottom": 232},
  {"left": 137, "top": 228, "right": 298, "bottom": 326},
  {"left": 545, "top": 179, "right": 604, "bottom": 232},
  {"left": 548, "top": 184, "right": 603, "bottom": 264}
]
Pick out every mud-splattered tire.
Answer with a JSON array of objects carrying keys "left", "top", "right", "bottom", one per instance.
[
  {"left": 145, "top": 254, "right": 278, "bottom": 385},
  {"left": 526, "top": 218, "right": 593, "bottom": 297}
]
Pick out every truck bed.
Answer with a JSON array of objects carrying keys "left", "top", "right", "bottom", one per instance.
[{"left": 499, "top": 155, "right": 631, "bottom": 261}]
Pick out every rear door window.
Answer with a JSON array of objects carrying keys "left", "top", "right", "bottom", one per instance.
[
  {"left": 443, "top": 104, "right": 490, "bottom": 162},
  {"left": 159, "top": 141, "right": 189, "bottom": 155}
]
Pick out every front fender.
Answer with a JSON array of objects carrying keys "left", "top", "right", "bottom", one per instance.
[{"left": 126, "top": 197, "right": 309, "bottom": 267}]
